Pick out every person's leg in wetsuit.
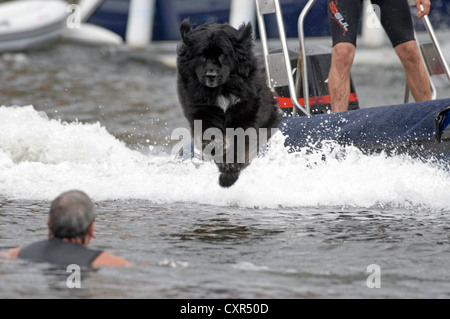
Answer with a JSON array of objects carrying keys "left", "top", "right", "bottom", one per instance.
[
  {"left": 373, "top": 0, "right": 431, "bottom": 102},
  {"left": 327, "top": 0, "right": 431, "bottom": 112},
  {"left": 327, "top": 0, "right": 362, "bottom": 112}
]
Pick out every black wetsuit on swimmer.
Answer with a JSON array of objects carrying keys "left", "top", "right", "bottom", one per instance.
[
  {"left": 18, "top": 238, "right": 103, "bottom": 267},
  {"left": 328, "top": 0, "right": 415, "bottom": 47}
]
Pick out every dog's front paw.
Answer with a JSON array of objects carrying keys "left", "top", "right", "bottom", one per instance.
[
  {"left": 219, "top": 172, "right": 240, "bottom": 187},
  {"left": 217, "top": 164, "right": 241, "bottom": 187}
]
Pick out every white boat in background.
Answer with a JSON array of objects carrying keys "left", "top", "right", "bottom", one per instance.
[
  {"left": 0, "top": 0, "right": 69, "bottom": 52},
  {"left": 63, "top": 23, "right": 123, "bottom": 46},
  {"left": 62, "top": 0, "right": 123, "bottom": 46}
]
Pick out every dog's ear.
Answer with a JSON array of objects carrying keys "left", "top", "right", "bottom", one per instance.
[
  {"left": 237, "top": 23, "right": 254, "bottom": 46},
  {"left": 235, "top": 23, "right": 254, "bottom": 56},
  {"left": 180, "top": 19, "right": 192, "bottom": 42},
  {"left": 234, "top": 23, "right": 255, "bottom": 77}
]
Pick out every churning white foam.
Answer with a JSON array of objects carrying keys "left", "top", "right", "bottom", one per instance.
[{"left": 1, "top": 105, "right": 449, "bottom": 210}]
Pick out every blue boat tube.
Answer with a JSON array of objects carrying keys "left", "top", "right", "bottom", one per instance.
[{"left": 280, "top": 98, "right": 450, "bottom": 159}]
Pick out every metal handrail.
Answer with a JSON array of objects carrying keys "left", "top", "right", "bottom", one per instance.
[
  {"left": 405, "top": 2, "right": 450, "bottom": 102},
  {"left": 409, "top": 0, "right": 450, "bottom": 82},
  {"left": 421, "top": 13, "right": 450, "bottom": 81},
  {"left": 297, "top": 0, "right": 316, "bottom": 115},
  {"left": 255, "top": 1, "right": 271, "bottom": 83},
  {"left": 255, "top": 0, "right": 310, "bottom": 116},
  {"left": 273, "top": 0, "right": 309, "bottom": 116}
]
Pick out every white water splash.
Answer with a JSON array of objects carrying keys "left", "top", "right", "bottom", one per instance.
[{"left": 1, "top": 105, "right": 449, "bottom": 210}]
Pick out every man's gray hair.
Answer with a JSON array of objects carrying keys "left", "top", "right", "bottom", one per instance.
[{"left": 48, "top": 190, "right": 96, "bottom": 240}]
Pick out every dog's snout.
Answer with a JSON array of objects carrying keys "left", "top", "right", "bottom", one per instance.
[
  {"left": 206, "top": 70, "right": 219, "bottom": 79},
  {"left": 202, "top": 69, "right": 221, "bottom": 87}
]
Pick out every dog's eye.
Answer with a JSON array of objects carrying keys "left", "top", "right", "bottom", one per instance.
[{"left": 219, "top": 53, "right": 226, "bottom": 61}]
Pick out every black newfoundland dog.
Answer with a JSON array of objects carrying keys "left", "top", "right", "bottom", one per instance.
[{"left": 176, "top": 19, "right": 283, "bottom": 187}]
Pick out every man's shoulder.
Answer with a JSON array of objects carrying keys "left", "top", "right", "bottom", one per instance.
[
  {"left": 91, "top": 251, "right": 131, "bottom": 267},
  {"left": 1, "top": 242, "right": 130, "bottom": 267},
  {"left": 0, "top": 247, "right": 21, "bottom": 260}
]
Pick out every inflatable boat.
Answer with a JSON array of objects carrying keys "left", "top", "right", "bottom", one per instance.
[
  {"left": 261, "top": 0, "right": 450, "bottom": 161},
  {"left": 0, "top": 0, "right": 68, "bottom": 52},
  {"left": 281, "top": 98, "right": 450, "bottom": 160}
]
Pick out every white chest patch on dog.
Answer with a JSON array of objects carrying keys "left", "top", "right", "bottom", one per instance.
[{"left": 216, "top": 94, "right": 241, "bottom": 112}]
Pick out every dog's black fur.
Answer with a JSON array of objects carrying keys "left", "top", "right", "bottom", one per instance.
[{"left": 176, "top": 19, "right": 283, "bottom": 187}]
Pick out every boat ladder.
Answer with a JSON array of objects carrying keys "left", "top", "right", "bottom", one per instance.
[
  {"left": 405, "top": 0, "right": 450, "bottom": 103},
  {"left": 255, "top": 0, "right": 314, "bottom": 116}
]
